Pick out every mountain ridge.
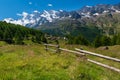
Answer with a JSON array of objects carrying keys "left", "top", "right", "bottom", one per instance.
[{"left": 3, "top": 3, "right": 120, "bottom": 28}]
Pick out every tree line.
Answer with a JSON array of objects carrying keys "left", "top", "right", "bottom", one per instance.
[
  {"left": 66, "top": 34, "right": 120, "bottom": 48},
  {"left": 0, "top": 21, "right": 47, "bottom": 44}
]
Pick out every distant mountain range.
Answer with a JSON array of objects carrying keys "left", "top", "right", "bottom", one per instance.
[
  {"left": 4, "top": 3, "right": 120, "bottom": 28},
  {"left": 3, "top": 3, "right": 120, "bottom": 40}
]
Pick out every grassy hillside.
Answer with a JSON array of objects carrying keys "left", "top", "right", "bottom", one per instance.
[{"left": 0, "top": 41, "right": 120, "bottom": 80}]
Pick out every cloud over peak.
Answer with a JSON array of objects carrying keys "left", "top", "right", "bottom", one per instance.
[
  {"left": 33, "top": 10, "right": 40, "bottom": 13},
  {"left": 48, "top": 4, "right": 53, "bottom": 7},
  {"left": 17, "top": 12, "right": 28, "bottom": 18}
]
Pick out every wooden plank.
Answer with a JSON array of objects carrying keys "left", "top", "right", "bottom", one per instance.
[
  {"left": 88, "top": 59, "right": 120, "bottom": 73},
  {"left": 59, "top": 48, "right": 85, "bottom": 55},
  {"left": 44, "top": 44, "right": 58, "bottom": 47},
  {"left": 75, "top": 48, "right": 120, "bottom": 62}
]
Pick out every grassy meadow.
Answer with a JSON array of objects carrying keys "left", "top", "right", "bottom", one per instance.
[{"left": 0, "top": 41, "right": 120, "bottom": 80}]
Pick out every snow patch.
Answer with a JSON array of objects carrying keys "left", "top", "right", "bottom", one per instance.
[
  {"left": 86, "top": 5, "right": 92, "bottom": 8},
  {"left": 115, "top": 10, "right": 120, "bottom": 13},
  {"left": 93, "top": 13, "right": 99, "bottom": 16},
  {"left": 103, "top": 10, "right": 109, "bottom": 13}
]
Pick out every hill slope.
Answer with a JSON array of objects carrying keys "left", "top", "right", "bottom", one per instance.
[
  {"left": 3, "top": 3, "right": 120, "bottom": 41},
  {"left": 0, "top": 21, "right": 45, "bottom": 44},
  {"left": 38, "top": 13, "right": 120, "bottom": 41},
  {"left": 0, "top": 42, "right": 120, "bottom": 80}
]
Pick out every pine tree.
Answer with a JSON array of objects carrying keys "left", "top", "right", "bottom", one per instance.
[
  {"left": 116, "top": 34, "right": 120, "bottom": 45},
  {"left": 112, "top": 35, "right": 117, "bottom": 45},
  {"left": 41, "top": 35, "right": 47, "bottom": 43},
  {"left": 101, "top": 36, "right": 111, "bottom": 46},
  {"left": 0, "top": 30, "right": 3, "bottom": 40},
  {"left": 93, "top": 36, "right": 102, "bottom": 47},
  {"left": 66, "top": 35, "right": 74, "bottom": 44},
  {"left": 35, "top": 33, "right": 42, "bottom": 44},
  {"left": 14, "top": 30, "right": 24, "bottom": 44},
  {"left": 3, "top": 28, "right": 13, "bottom": 44},
  {"left": 74, "top": 35, "right": 89, "bottom": 45}
]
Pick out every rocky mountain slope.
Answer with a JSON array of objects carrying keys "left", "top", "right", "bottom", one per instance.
[
  {"left": 3, "top": 3, "right": 120, "bottom": 40},
  {"left": 4, "top": 3, "right": 120, "bottom": 28}
]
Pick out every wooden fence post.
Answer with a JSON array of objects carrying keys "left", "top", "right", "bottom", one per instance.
[
  {"left": 56, "top": 45, "right": 60, "bottom": 53},
  {"left": 45, "top": 44, "right": 48, "bottom": 51}
]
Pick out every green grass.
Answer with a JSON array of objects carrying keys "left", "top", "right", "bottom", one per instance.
[{"left": 0, "top": 42, "right": 120, "bottom": 80}]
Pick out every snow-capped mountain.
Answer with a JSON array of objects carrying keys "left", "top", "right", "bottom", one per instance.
[
  {"left": 4, "top": 3, "right": 120, "bottom": 28},
  {"left": 4, "top": 10, "right": 60, "bottom": 27},
  {"left": 77, "top": 3, "right": 120, "bottom": 17},
  {"left": 4, "top": 9, "right": 82, "bottom": 28}
]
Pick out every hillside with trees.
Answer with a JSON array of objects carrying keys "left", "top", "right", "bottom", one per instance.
[
  {"left": 38, "top": 13, "right": 120, "bottom": 42},
  {"left": 0, "top": 21, "right": 46, "bottom": 44}
]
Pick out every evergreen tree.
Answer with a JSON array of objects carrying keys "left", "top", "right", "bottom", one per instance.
[
  {"left": 93, "top": 36, "right": 102, "bottom": 47},
  {"left": 66, "top": 35, "right": 74, "bottom": 44},
  {"left": 112, "top": 35, "right": 117, "bottom": 45},
  {"left": 0, "top": 31, "right": 3, "bottom": 40},
  {"left": 41, "top": 35, "right": 47, "bottom": 43},
  {"left": 116, "top": 34, "right": 120, "bottom": 45},
  {"left": 74, "top": 35, "right": 89, "bottom": 45},
  {"left": 3, "top": 28, "right": 13, "bottom": 44},
  {"left": 101, "top": 36, "right": 111, "bottom": 46},
  {"left": 35, "top": 33, "right": 42, "bottom": 44},
  {"left": 14, "top": 30, "right": 24, "bottom": 44},
  {"left": 0, "top": 21, "right": 44, "bottom": 44}
]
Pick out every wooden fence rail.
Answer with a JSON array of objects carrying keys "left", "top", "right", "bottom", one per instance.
[
  {"left": 59, "top": 48, "right": 85, "bottom": 55},
  {"left": 75, "top": 48, "right": 120, "bottom": 62},
  {"left": 44, "top": 44, "right": 58, "bottom": 47},
  {"left": 88, "top": 59, "right": 120, "bottom": 73},
  {"left": 44, "top": 44, "right": 120, "bottom": 73}
]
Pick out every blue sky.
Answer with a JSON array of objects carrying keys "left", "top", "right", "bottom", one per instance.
[{"left": 0, "top": 0, "right": 120, "bottom": 20}]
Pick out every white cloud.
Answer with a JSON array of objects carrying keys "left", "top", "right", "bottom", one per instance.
[
  {"left": 29, "top": 2, "right": 32, "bottom": 5},
  {"left": 59, "top": 10, "right": 63, "bottom": 12},
  {"left": 17, "top": 13, "right": 22, "bottom": 16},
  {"left": 22, "top": 12, "right": 28, "bottom": 16},
  {"left": 48, "top": 4, "right": 53, "bottom": 7},
  {"left": 17, "top": 12, "right": 28, "bottom": 18},
  {"left": 33, "top": 10, "right": 40, "bottom": 13}
]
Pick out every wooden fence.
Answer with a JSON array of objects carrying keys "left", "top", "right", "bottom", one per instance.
[
  {"left": 44, "top": 44, "right": 120, "bottom": 73},
  {"left": 75, "top": 48, "right": 120, "bottom": 62}
]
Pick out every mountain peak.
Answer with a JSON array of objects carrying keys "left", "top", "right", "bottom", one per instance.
[{"left": 3, "top": 3, "right": 120, "bottom": 28}]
